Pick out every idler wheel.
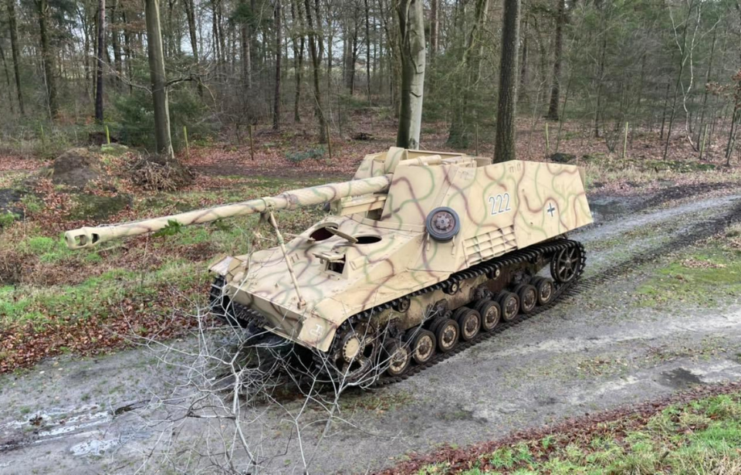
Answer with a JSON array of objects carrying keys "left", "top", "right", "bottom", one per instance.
[
  {"left": 456, "top": 308, "right": 481, "bottom": 341},
  {"left": 384, "top": 339, "right": 412, "bottom": 377},
  {"left": 435, "top": 319, "right": 459, "bottom": 352},
  {"left": 476, "top": 300, "right": 501, "bottom": 332},
  {"left": 551, "top": 246, "right": 582, "bottom": 283},
  {"left": 408, "top": 329, "right": 436, "bottom": 365},
  {"left": 532, "top": 277, "right": 555, "bottom": 305},
  {"left": 517, "top": 284, "right": 538, "bottom": 314},
  {"left": 497, "top": 291, "right": 520, "bottom": 322}
]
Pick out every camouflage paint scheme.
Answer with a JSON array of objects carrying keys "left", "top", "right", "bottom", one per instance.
[{"left": 65, "top": 148, "right": 592, "bottom": 353}]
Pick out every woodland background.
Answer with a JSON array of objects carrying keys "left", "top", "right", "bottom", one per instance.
[{"left": 0, "top": 0, "right": 740, "bottom": 162}]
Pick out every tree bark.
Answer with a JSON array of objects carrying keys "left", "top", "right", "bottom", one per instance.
[
  {"left": 519, "top": 14, "right": 528, "bottom": 100},
  {"left": 429, "top": 0, "right": 438, "bottom": 56},
  {"left": 7, "top": 0, "right": 24, "bottom": 115},
  {"left": 395, "top": 0, "right": 425, "bottom": 149},
  {"left": 304, "top": 0, "right": 327, "bottom": 142},
  {"left": 0, "top": 44, "right": 14, "bottom": 114},
  {"left": 111, "top": 0, "right": 122, "bottom": 88},
  {"left": 38, "top": 0, "right": 58, "bottom": 118},
  {"left": 183, "top": 0, "right": 204, "bottom": 96},
  {"left": 95, "top": 0, "right": 106, "bottom": 123},
  {"left": 364, "top": 0, "right": 372, "bottom": 103},
  {"left": 291, "top": 0, "right": 305, "bottom": 122},
  {"left": 494, "top": 0, "right": 521, "bottom": 163},
  {"left": 273, "top": 0, "right": 282, "bottom": 130},
  {"left": 545, "top": 0, "right": 564, "bottom": 121},
  {"left": 145, "top": 0, "right": 174, "bottom": 157}
]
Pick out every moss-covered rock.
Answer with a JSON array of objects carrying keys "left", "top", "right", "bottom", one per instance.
[{"left": 69, "top": 193, "right": 133, "bottom": 220}]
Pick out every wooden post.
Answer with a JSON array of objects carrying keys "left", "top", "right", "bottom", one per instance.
[
  {"left": 545, "top": 123, "right": 550, "bottom": 158},
  {"left": 326, "top": 124, "right": 333, "bottom": 159},
  {"left": 622, "top": 122, "right": 629, "bottom": 159},
  {"left": 183, "top": 125, "right": 190, "bottom": 158},
  {"left": 105, "top": 125, "right": 111, "bottom": 145},
  {"left": 475, "top": 124, "right": 479, "bottom": 156},
  {"left": 249, "top": 124, "right": 255, "bottom": 161}
]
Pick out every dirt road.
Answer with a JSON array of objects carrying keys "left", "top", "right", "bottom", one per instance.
[{"left": 1, "top": 188, "right": 741, "bottom": 474}]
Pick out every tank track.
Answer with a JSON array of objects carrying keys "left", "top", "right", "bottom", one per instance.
[
  {"left": 210, "top": 238, "right": 586, "bottom": 387},
  {"left": 328, "top": 238, "right": 586, "bottom": 387}
]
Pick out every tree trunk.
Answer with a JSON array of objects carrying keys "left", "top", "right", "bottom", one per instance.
[
  {"left": 111, "top": 0, "right": 122, "bottom": 87},
  {"left": 304, "top": 0, "right": 326, "bottom": 142},
  {"left": 291, "top": 0, "right": 304, "bottom": 122},
  {"left": 364, "top": 0, "right": 372, "bottom": 103},
  {"left": 0, "top": 44, "right": 14, "bottom": 114},
  {"left": 494, "top": 0, "right": 521, "bottom": 163},
  {"left": 395, "top": 0, "right": 425, "bottom": 149},
  {"left": 696, "top": 27, "right": 717, "bottom": 145},
  {"left": 273, "top": 0, "right": 282, "bottom": 130},
  {"left": 123, "top": 11, "right": 134, "bottom": 94},
  {"left": 519, "top": 14, "right": 528, "bottom": 101},
  {"left": 95, "top": 0, "right": 106, "bottom": 123},
  {"left": 545, "top": 0, "right": 564, "bottom": 121},
  {"left": 7, "top": 0, "right": 24, "bottom": 115},
  {"left": 594, "top": 38, "right": 606, "bottom": 138},
  {"left": 183, "top": 0, "right": 203, "bottom": 96},
  {"left": 429, "top": 0, "right": 438, "bottom": 56},
  {"left": 38, "top": 0, "right": 58, "bottom": 118},
  {"left": 662, "top": 0, "right": 695, "bottom": 160},
  {"left": 145, "top": 0, "right": 174, "bottom": 157}
]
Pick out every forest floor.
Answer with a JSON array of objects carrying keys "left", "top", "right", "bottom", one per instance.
[{"left": 0, "top": 117, "right": 740, "bottom": 473}]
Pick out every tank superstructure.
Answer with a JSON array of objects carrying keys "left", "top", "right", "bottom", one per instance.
[{"left": 66, "top": 147, "right": 592, "bottom": 383}]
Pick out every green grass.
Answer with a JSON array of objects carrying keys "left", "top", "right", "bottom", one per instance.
[
  {"left": 0, "top": 176, "right": 332, "bottom": 333},
  {"left": 416, "top": 391, "right": 741, "bottom": 474},
  {"left": 636, "top": 246, "right": 741, "bottom": 307}
]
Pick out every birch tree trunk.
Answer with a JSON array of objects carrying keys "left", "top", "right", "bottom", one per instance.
[
  {"left": 145, "top": 0, "right": 174, "bottom": 158},
  {"left": 494, "top": 0, "right": 521, "bottom": 163},
  {"left": 395, "top": 0, "right": 425, "bottom": 150}
]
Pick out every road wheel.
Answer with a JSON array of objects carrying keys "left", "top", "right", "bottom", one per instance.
[
  {"left": 384, "top": 339, "right": 411, "bottom": 377},
  {"left": 477, "top": 300, "right": 501, "bottom": 332},
  {"left": 408, "top": 329, "right": 436, "bottom": 365},
  {"left": 456, "top": 308, "right": 481, "bottom": 341},
  {"left": 517, "top": 284, "right": 538, "bottom": 314},
  {"left": 435, "top": 319, "right": 459, "bottom": 352},
  {"left": 532, "top": 277, "right": 555, "bottom": 305},
  {"left": 497, "top": 291, "right": 520, "bottom": 322}
]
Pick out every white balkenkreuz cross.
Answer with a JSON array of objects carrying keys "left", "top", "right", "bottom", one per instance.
[{"left": 547, "top": 203, "right": 556, "bottom": 217}]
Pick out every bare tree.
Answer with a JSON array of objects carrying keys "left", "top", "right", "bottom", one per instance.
[
  {"left": 145, "top": 0, "right": 173, "bottom": 157},
  {"left": 395, "top": 0, "right": 425, "bottom": 149}
]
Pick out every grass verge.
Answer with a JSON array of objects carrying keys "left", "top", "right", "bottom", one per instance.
[{"left": 386, "top": 383, "right": 741, "bottom": 475}]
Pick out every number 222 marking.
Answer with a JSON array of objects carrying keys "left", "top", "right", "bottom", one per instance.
[{"left": 488, "top": 193, "right": 512, "bottom": 215}]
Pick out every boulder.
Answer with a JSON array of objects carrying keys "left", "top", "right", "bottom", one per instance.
[{"left": 51, "top": 148, "right": 102, "bottom": 189}]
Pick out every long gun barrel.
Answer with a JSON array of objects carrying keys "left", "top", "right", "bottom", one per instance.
[{"left": 65, "top": 175, "right": 392, "bottom": 249}]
